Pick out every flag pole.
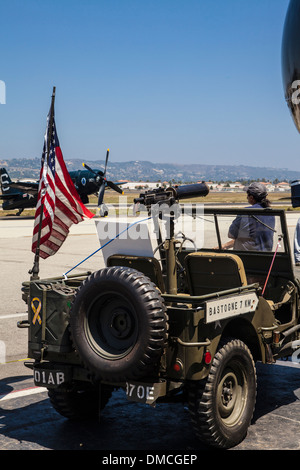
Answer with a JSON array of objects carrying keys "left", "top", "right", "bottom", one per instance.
[{"left": 30, "top": 86, "right": 56, "bottom": 280}]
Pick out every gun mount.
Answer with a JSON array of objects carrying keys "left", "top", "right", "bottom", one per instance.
[{"left": 134, "top": 182, "right": 209, "bottom": 294}]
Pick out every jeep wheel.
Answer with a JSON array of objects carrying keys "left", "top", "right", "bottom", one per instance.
[
  {"left": 69, "top": 267, "right": 167, "bottom": 382},
  {"left": 188, "top": 338, "right": 257, "bottom": 449},
  {"left": 48, "top": 382, "right": 113, "bottom": 420}
]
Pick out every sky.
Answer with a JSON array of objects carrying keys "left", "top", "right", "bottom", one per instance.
[{"left": 0, "top": 0, "right": 298, "bottom": 170}]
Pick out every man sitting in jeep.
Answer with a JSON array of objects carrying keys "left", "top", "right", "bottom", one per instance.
[{"left": 222, "top": 182, "right": 275, "bottom": 251}]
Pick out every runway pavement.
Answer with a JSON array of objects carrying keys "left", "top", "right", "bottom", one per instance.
[{"left": 0, "top": 211, "right": 300, "bottom": 451}]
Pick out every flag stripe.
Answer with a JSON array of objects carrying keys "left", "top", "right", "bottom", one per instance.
[{"left": 55, "top": 147, "right": 93, "bottom": 218}]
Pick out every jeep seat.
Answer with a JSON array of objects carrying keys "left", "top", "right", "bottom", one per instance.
[{"left": 184, "top": 252, "right": 247, "bottom": 296}]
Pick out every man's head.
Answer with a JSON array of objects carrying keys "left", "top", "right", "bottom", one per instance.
[{"left": 246, "top": 182, "right": 268, "bottom": 204}]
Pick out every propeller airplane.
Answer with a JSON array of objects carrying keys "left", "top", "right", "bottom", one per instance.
[{"left": 0, "top": 149, "right": 124, "bottom": 216}]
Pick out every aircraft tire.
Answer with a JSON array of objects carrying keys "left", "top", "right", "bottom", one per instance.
[{"left": 69, "top": 267, "right": 167, "bottom": 382}]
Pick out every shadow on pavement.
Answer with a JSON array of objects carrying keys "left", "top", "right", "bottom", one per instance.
[{"left": 0, "top": 362, "right": 299, "bottom": 450}]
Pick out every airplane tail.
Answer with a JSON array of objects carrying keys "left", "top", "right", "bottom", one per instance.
[{"left": 0, "top": 168, "right": 14, "bottom": 194}]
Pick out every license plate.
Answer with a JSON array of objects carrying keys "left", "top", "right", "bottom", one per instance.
[
  {"left": 33, "top": 366, "right": 71, "bottom": 388},
  {"left": 126, "top": 380, "right": 166, "bottom": 405}
]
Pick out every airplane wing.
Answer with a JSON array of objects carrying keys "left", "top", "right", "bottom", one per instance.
[
  {"left": 7, "top": 182, "right": 38, "bottom": 194},
  {"left": 0, "top": 192, "right": 24, "bottom": 200}
]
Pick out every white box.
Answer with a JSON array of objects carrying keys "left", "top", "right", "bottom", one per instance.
[{"left": 95, "top": 217, "right": 158, "bottom": 265}]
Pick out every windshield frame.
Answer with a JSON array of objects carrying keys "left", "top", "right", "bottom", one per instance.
[{"left": 186, "top": 206, "right": 291, "bottom": 258}]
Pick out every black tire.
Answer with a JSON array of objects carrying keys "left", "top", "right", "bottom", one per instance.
[
  {"left": 48, "top": 382, "right": 113, "bottom": 420},
  {"left": 188, "top": 338, "right": 257, "bottom": 449},
  {"left": 69, "top": 267, "right": 167, "bottom": 382}
]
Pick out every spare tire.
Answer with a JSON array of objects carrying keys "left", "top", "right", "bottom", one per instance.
[{"left": 69, "top": 266, "right": 167, "bottom": 382}]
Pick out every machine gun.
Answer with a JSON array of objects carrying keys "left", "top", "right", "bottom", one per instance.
[
  {"left": 134, "top": 182, "right": 209, "bottom": 294},
  {"left": 134, "top": 182, "right": 209, "bottom": 213}
]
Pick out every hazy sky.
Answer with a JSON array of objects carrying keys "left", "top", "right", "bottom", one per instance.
[{"left": 0, "top": 0, "right": 298, "bottom": 170}]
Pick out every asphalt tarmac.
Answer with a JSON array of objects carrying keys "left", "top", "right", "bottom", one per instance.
[{"left": 0, "top": 213, "right": 300, "bottom": 452}]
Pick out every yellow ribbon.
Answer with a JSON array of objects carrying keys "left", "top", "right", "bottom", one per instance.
[{"left": 31, "top": 297, "right": 42, "bottom": 325}]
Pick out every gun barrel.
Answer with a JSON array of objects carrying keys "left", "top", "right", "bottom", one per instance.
[
  {"left": 134, "top": 182, "right": 209, "bottom": 208},
  {"left": 173, "top": 182, "right": 209, "bottom": 200}
]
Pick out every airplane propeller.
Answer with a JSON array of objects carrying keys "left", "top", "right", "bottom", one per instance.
[{"left": 82, "top": 149, "right": 123, "bottom": 209}]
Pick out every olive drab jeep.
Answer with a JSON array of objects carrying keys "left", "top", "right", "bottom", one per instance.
[{"left": 19, "top": 183, "right": 300, "bottom": 449}]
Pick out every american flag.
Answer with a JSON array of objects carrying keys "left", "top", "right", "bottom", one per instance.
[{"left": 32, "top": 115, "right": 94, "bottom": 259}]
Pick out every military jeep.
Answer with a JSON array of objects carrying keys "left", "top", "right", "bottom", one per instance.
[{"left": 19, "top": 184, "right": 300, "bottom": 449}]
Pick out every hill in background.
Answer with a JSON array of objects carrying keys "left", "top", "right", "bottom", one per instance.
[{"left": 0, "top": 157, "right": 299, "bottom": 183}]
